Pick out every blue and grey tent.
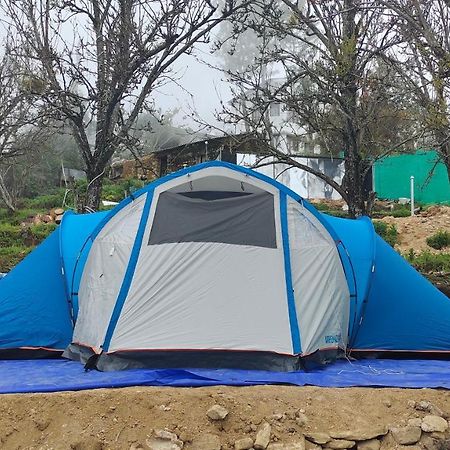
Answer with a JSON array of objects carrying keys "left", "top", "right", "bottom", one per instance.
[{"left": 0, "top": 161, "right": 449, "bottom": 370}]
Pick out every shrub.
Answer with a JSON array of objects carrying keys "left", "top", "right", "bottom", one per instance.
[
  {"left": 29, "top": 223, "right": 57, "bottom": 241},
  {"left": 22, "top": 189, "right": 66, "bottom": 210},
  {"left": 426, "top": 230, "right": 450, "bottom": 250},
  {"left": 373, "top": 221, "right": 398, "bottom": 247},
  {"left": 0, "top": 222, "right": 56, "bottom": 249},
  {"left": 101, "top": 178, "right": 143, "bottom": 202},
  {"left": 0, "top": 223, "right": 23, "bottom": 247},
  {"left": 405, "top": 249, "right": 450, "bottom": 273}
]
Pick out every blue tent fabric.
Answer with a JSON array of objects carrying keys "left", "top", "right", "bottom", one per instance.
[
  {"left": 0, "top": 229, "right": 72, "bottom": 351},
  {"left": 323, "top": 215, "right": 376, "bottom": 343},
  {"left": 0, "top": 211, "right": 106, "bottom": 352},
  {"left": 60, "top": 211, "right": 108, "bottom": 318},
  {"left": 0, "top": 161, "right": 448, "bottom": 360},
  {"left": 0, "top": 358, "right": 450, "bottom": 394},
  {"left": 352, "top": 236, "right": 450, "bottom": 351}
]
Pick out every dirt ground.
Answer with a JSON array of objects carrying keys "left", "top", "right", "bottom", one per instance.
[
  {"left": 380, "top": 205, "right": 450, "bottom": 253},
  {"left": 1, "top": 385, "right": 450, "bottom": 450}
]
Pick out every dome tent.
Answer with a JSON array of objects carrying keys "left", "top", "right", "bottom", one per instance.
[
  {"left": 66, "top": 162, "right": 351, "bottom": 370},
  {"left": 0, "top": 161, "right": 449, "bottom": 370}
]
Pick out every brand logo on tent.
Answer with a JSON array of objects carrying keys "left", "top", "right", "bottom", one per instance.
[{"left": 325, "top": 334, "right": 341, "bottom": 344}]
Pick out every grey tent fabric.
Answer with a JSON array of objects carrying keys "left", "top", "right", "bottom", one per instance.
[{"left": 148, "top": 191, "right": 276, "bottom": 248}]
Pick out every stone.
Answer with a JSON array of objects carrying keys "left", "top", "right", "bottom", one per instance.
[
  {"left": 408, "top": 418, "right": 422, "bottom": 427},
  {"left": 207, "top": 405, "right": 229, "bottom": 421},
  {"left": 390, "top": 426, "right": 422, "bottom": 445},
  {"left": 330, "top": 427, "right": 387, "bottom": 441},
  {"left": 190, "top": 433, "right": 221, "bottom": 450},
  {"left": 234, "top": 437, "right": 254, "bottom": 450},
  {"left": 268, "top": 440, "right": 305, "bottom": 450},
  {"left": 295, "top": 413, "right": 308, "bottom": 427},
  {"left": 357, "top": 439, "right": 380, "bottom": 450},
  {"left": 420, "top": 435, "right": 442, "bottom": 450},
  {"left": 270, "top": 413, "right": 285, "bottom": 422},
  {"left": 415, "top": 401, "right": 445, "bottom": 417},
  {"left": 254, "top": 422, "right": 272, "bottom": 450},
  {"left": 304, "top": 442, "right": 321, "bottom": 450},
  {"left": 304, "top": 432, "right": 331, "bottom": 445},
  {"left": 145, "top": 440, "right": 182, "bottom": 450},
  {"left": 146, "top": 430, "right": 183, "bottom": 450},
  {"left": 154, "top": 430, "right": 179, "bottom": 441},
  {"left": 325, "top": 439, "right": 355, "bottom": 449},
  {"left": 421, "top": 415, "right": 448, "bottom": 433},
  {"left": 430, "top": 431, "right": 447, "bottom": 440}
]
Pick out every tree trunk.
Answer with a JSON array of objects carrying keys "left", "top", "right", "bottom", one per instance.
[
  {"left": 342, "top": 151, "right": 366, "bottom": 218},
  {"left": 439, "top": 141, "right": 450, "bottom": 184},
  {"left": 340, "top": 0, "right": 367, "bottom": 218},
  {"left": 0, "top": 171, "right": 16, "bottom": 212},
  {"left": 85, "top": 171, "right": 104, "bottom": 212}
]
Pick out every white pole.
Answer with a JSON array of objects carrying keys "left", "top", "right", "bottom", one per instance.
[{"left": 410, "top": 175, "right": 415, "bottom": 216}]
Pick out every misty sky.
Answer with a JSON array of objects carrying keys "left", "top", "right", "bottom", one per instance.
[{"left": 152, "top": 48, "right": 231, "bottom": 132}]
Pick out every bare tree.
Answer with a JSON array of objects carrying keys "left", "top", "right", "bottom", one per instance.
[
  {"left": 219, "top": 0, "right": 416, "bottom": 217},
  {"left": 383, "top": 0, "right": 450, "bottom": 182},
  {"left": 3, "top": 0, "right": 249, "bottom": 211},
  {"left": 0, "top": 45, "right": 48, "bottom": 211}
]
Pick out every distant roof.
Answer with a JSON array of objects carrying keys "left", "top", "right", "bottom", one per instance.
[{"left": 153, "top": 133, "right": 270, "bottom": 157}]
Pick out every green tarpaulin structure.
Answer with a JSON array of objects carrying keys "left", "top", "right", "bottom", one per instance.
[{"left": 374, "top": 150, "right": 450, "bottom": 204}]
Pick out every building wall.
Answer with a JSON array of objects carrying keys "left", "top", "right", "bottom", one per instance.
[
  {"left": 237, "top": 154, "right": 344, "bottom": 200},
  {"left": 374, "top": 151, "right": 450, "bottom": 204},
  {"left": 120, "top": 154, "right": 160, "bottom": 181}
]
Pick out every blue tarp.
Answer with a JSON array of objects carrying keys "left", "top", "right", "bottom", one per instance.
[{"left": 1, "top": 358, "right": 450, "bottom": 394}]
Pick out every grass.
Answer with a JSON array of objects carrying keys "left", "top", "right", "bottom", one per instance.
[
  {"left": 313, "top": 201, "right": 413, "bottom": 219},
  {"left": 373, "top": 221, "right": 399, "bottom": 247},
  {"left": 0, "top": 221, "right": 57, "bottom": 271},
  {"left": 21, "top": 189, "right": 66, "bottom": 210},
  {"left": 0, "top": 246, "right": 32, "bottom": 273},
  {"left": 312, "top": 202, "right": 348, "bottom": 218},
  {"left": 426, "top": 230, "right": 450, "bottom": 250},
  {"left": 404, "top": 249, "right": 450, "bottom": 273}
]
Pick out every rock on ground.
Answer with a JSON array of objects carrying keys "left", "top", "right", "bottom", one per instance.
[
  {"left": 329, "top": 427, "right": 387, "bottom": 441},
  {"left": 304, "top": 432, "right": 331, "bottom": 445},
  {"left": 234, "top": 437, "right": 254, "bottom": 450},
  {"left": 421, "top": 415, "right": 449, "bottom": 433},
  {"left": 254, "top": 422, "right": 272, "bottom": 449},
  {"left": 207, "top": 405, "right": 229, "bottom": 421},
  {"left": 325, "top": 439, "right": 356, "bottom": 449},
  {"left": 390, "top": 426, "right": 422, "bottom": 445},
  {"left": 356, "top": 439, "right": 381, "bottom": 450}
]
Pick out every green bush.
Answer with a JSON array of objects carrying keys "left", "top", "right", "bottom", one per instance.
[
  {"left": 373, "top": 221, "right": 399, "bottom": 247},
  {"left": 0, "top": 223, "right": 23, "bottom": 247},
  {"left": 101, "top": 178, "right": 143, "bottom": 202},
  {"left": 29, "top": 223, "right": 57, "bottom": 241},
  {"left": 0, "top": 208, "right": 47, "bottom": 226},
  {"left": 0, "top": 222, "right": 56, "bottom": 249},
  {"left": 405, "top": 249, "right": 450, "bottom": 273},
  {"left": 22, "top": 189, "right": 66, "bottom": 210},
  {"left": 426, "top": 230, "right": 450, "bottom": 250}
]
